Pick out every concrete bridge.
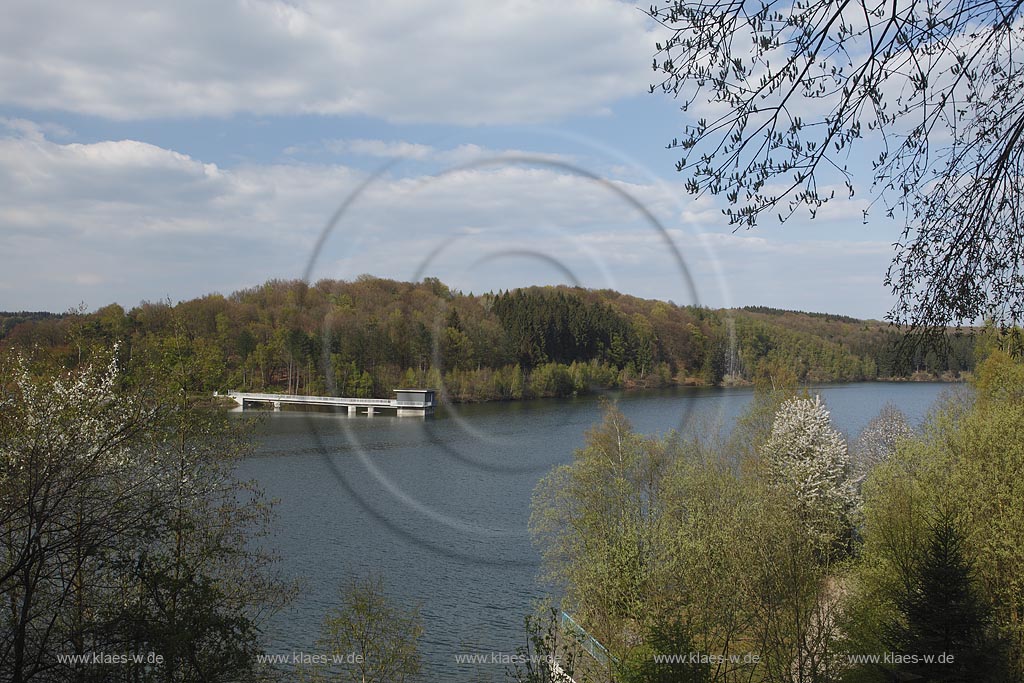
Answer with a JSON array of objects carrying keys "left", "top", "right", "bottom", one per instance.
[{"left": 221, "top": 389, "right": 435, "bottom": 417}]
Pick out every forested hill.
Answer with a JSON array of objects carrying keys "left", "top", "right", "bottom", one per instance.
[
  {"left": 0, "top": 277, "right": 974, "bottom": 401},
  {"left": 0, "top": 311, "right": 62, "bottom": 338}
]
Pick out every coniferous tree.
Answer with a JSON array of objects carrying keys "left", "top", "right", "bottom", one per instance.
[{"left": 882, "top": 512, "right": 1004, "bottom": 682}]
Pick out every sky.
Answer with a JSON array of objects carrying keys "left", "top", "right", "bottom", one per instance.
[{"left": 0, "top": 0, "right": 902, "bottom": 318}]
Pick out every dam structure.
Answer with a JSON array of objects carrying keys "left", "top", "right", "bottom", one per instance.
[{"left": 221, "top": 389, "right": 436, "bottom": 417}]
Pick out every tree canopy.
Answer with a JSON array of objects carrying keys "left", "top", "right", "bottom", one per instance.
[
  {"left": 0, "top": 278, "right": 975, "bottom": 405},
  {"left": 0, "top": 336, "right": 288, "bottom": 682},
  {"left": 648, "top": 0, "right": 1024, "bottom": 330},
  {"left": 532, "top": 343, "right": 1024, "bottom": 679}
]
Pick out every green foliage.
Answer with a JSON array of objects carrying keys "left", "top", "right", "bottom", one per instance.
[
  {"left": 526, "top": 329, "right": 1023, "bottom": 683},
  {"left": 532, "top": 396, "right": 858, "bottom": 682},
  {"left": 842, "top": 350, "right": 1024, "bottom": 678},
  {"left": 505, "top": 608, "right": 583, "bottom": 683},
  {"left": 0, "top": 310, "right": 65, "bottom": 340},
  {"left": 527, "top": 362, "right": 576, "bottom": 397},
  {"left": 491, "top": 289, "right": 631, "bottom": 368},
  {"left": 881, "top": 512, "right": 1002, "bottom": 681},
  {"left": 974, "top": 348, "right": 1024, "bottom": 405},
  {"left": 727, "top": 377, "right": 797, "bottom": 468},
  {"left": 616, "top": 613, "right": 707, "bottom": 683},
  {"left": 531, "top": 403, "right": 669, "bottom": 652},
  {"left": 0, "top": 333, "right": 289, "bottom": 682},
  {"left": 303, "top": 576, "right": 423, "bottom": 683},
  {"left": 117, "top": 566, "right": 263, "bottom": 682},
  {"left": 0, "top": 279, "right": 976, "bottom": 406},
  {"left": 532, "top": 361, "right": 1024, "bottom": 682}
]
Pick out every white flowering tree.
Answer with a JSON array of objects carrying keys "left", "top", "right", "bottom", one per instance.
[
  {"left": 850, "top": 404, "right": 914, "bottom": 487},
  {"left": 754, "top": 396, "right": 858, "bottom": 679},
  {"left": 0, "top": 347, "right": 158, "bottom": 681},
  {"left": 1, "top": 335, "right": 287, "bottom": 683},
  {"left": 761, "top": 395, "right": 857, "bottom": 554}
]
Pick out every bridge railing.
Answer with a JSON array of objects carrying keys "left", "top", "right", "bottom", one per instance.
[
  {"left": 226, "top": 392, "right": 394, "bottom": 406},
  {"left": 560, "top": 611, "right": 613, "bottom": 667}
]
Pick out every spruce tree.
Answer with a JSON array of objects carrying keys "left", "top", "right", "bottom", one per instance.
[{"left": 883, "top": 512, "right": 1004, "bottom": 681}]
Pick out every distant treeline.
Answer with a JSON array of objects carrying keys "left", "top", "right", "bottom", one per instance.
[
  {"left": 0, "top": 311, "right": 61, "bottom": 338},
  {"left": 0, "top": 277, "right": 975, "bottom": 401}
]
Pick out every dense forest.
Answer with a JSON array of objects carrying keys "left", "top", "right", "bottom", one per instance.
[{"left": 0, "top": 277, "right": 975, "bottom": 402}]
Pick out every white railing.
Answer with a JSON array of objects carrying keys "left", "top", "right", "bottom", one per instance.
[{"left": 226, "top": 391, "right": 394, "bottom": 407}]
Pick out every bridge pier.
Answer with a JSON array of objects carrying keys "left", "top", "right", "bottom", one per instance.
[
  {"left": 273, "top": 401, "right": 281, "bottom": 412},
  {"left": 365, "top": 407, "right": 375, "bottom": 417},
  {"left": 347, "top": 405, "right": 356, "bottom": 416},
  {"left": 397, "top": 408, "right": 429, "bottom": 417}
]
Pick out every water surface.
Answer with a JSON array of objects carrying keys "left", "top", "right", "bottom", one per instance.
[{"left": 234, "top": 382, "right": 958, "bottom": 681}]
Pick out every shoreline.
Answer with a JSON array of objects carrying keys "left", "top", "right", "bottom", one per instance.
[{"left": 222, "top": 375, "right": 966, "bottom": 411}]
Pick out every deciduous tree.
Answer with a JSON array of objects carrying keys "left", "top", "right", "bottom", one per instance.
[
  {"left": 648, "top": 0, "right": 1024, "bottom": 329},
  {"left": 531, "top": 404, "right": 670, "bottom": 656},
  {"left": 850, "top": 403, "right": 913, "bottom": 488},
  {"left": 0, "top": 333, "right": 289, "bottom": 683},
  {"left": 304, "top": 576, "right": 423, "bottom": 683},
  {"left": 760, "top": 396, "right": 857, "bottom": 554}
]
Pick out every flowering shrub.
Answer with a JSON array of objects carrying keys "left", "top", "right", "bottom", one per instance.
[
  {"left": 762, "top": 395, "right": 857, "bottom": 553},
  {"left": 850, "top": 404, "right": 914, "bottom": 484}
]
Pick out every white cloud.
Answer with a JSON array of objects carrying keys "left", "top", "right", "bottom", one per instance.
[
  {"left": 432, "top": 144, "right": 572, "bottom": 166},
  {"left": 287, "top": 138, "right": 576, "bottom": 168},
  {"left": 0, "top": 118, "right": 72, "bottom": 141},
  {"left": 0, "top": 124, "right": 899, "bottom": 318},
  {"left": 325, "top": 139, "right": 434, "bottom": 160},
  {"left": 0, "top": 0, "right": 656, "bottom": 125},
  {"left": 74, "top": 273, "right": 105, "bottom": 286}
]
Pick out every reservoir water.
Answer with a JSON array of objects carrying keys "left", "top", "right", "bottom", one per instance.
[{"left": 234, "top": 382, "right": 959, "bottom": 681}]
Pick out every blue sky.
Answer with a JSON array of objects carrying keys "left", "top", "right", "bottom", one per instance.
[{"left": 0, "top": 0, "right": 900, "bottom": 318}]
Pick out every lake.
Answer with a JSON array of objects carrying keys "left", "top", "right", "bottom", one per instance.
[{"left": 234, "top": 381, "right": 960, "bottom": 681}]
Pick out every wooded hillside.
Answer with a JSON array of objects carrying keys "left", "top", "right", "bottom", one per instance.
[{"left": 0, "top": 277, "right": 974, "bottom": 401}]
